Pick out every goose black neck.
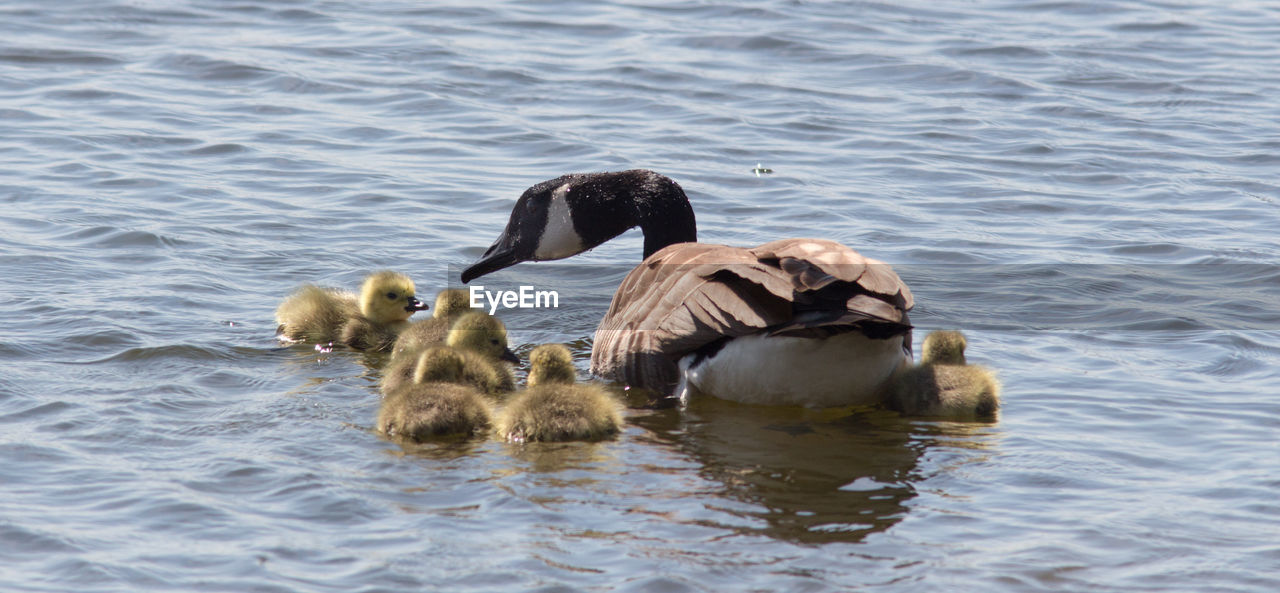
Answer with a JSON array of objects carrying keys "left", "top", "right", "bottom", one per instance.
[
  {"left": 634, "top": 171, "right": 696, "bottom": 254},
  {"left": 578, "top": 169, "right": 696, "bottom": 257}
]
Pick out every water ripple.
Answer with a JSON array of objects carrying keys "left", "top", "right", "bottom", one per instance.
[{"left": 1, "top": 0, "right": 1278, "bottom": 591}]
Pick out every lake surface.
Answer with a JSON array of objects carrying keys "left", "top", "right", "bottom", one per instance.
[{"left": 2, "top": 0, "right": 1278, "bottom": 591}]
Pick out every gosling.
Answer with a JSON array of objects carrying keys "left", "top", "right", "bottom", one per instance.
[
  {"left": 882, "top": 330, "right": 1000, "bottom": 419},
  {"left": 377, "top": 347, "right": 493, "bottom": 441},
  {"left": 380, "top": 311, "right": 520, "bottom": 397},
  {"left": 391, "top": 288, "right": 474, "bottom": 357},
  {"left": 381, "top": 288, "right": 473, "bottom": 393},
  {"left": 275, "top": 270, "right": 427, "bottom": 351},
  {"left": 496, "top": 344, "right": 623, "bottom": 442}
]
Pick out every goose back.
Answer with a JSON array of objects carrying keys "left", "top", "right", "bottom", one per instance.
[{"left": 590, "top": 238, "right": 914, "bottom": 394}]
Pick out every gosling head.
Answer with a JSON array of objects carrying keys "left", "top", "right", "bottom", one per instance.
[
  {"left": 921, "top": 330, "right": 968, "bottom": 365},
  {"left": 527, "top": 344, "right": 577, "bottom": 387},
  {"left": 433, "top": 288, "right": 473, "bottom": 319},
  {"left": 414, "top": 346, "right": 467, "bottom": 384},
  {"left": 446, "top": 311, "right": 520, "bottom": 363},
  {"left": 359, "top": 271, "right": 428, "bottom": 324}
]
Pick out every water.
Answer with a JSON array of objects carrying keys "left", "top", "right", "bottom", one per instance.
[{"left": 2, "top": 0, "right": 1278, "bottom": 590}]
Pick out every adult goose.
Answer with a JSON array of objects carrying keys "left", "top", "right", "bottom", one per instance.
[{"left": 461, "top": 169, "right": 914, "bottom": 407}]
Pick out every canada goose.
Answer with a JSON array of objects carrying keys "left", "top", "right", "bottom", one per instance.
[
  {"left": 496, "top": 344, "right": 623, "bottom": 442},
  {"left": 379, "top": 310, "right": 520, "bottom": 397},
  {"left": 391, "top": 288, "right": 474, "bottom": 356},
  {"left": 276, "top": 270, "right": 427, "bottom": 350},
  {"left": 377, "top": 346, "right": 493, "bottom": 440},
  {"left": 461, "top": 170, "right": 913, "bottom": 407},
  {"left": 882, "top": 330, "right": 1000, "bottom": 418}
]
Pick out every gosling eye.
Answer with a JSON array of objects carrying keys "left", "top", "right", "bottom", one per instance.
[
  {"left": 385, "top": 292, "right": 398, "bottom": 300},
  {"left": 490, "top": 338, "right": 500, "bottom": 345}
]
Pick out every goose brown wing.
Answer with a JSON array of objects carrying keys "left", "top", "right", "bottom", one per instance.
[{"left": 589, "top": 238, "right": 914, "bottom": 394}]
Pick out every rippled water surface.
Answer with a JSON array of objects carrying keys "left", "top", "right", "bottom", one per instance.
[{"left": 3, "top": 1, "right": 1279, "bottom": 591}]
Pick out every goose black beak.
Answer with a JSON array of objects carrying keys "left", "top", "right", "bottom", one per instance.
[
  {"left": 404, "top": 296, "right": 429, "bottom": 313},
  {"left": 462, "top": 239, "right": 521, "bottom": 283},
  {"left": 501, "top": 346, "right": 520, "bottom": 364}
]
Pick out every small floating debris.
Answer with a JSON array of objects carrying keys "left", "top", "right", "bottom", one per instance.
[{"left": 752, "top": 163, "right": 774, "bottom": 176}]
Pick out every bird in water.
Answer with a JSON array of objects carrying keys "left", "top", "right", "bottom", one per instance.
[
  {"left": 881, "top": 330, "right": 1000, "bottom": 419},
  {"left": 377, "top": 346, "right": 494, "bottom": 441},
  {"left": 380, "top": 310, "right": 520, "bottom": 397},
  {"left": 462, "top": 170, "right": 913, "bottom": 407},
  {"left": 275, "top": 270, "right": 427, "bottom": 351},
  {"left": 391, "top": 288, "right": 474, "bottom": 357},
  {"left": 496, "top": 344, "right": 623, "bottom": 442}
]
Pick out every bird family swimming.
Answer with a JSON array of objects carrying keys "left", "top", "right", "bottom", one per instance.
[
  {"left": 881, "top": 330, "right": 1000, "bottom": 419},
  {"left": 496, "top": 344, "right": 623, "bottom": 442},
  {"left": 278, "top": 172, "right": 985, "bottom": 442},
  {"left": 461, "top": 169, "right": 914, "bottom": 407},
  {"left": 275, "top": 270, "right": 427, "bottom": 351}
]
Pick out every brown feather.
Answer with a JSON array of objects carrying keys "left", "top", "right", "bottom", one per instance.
[{"left": 589, "top": 238, "right": 913, "bottom": 394}]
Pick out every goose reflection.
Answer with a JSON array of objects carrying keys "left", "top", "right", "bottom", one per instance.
[{"left": 627, "top": 396, "right": 996, "bottom": 544}]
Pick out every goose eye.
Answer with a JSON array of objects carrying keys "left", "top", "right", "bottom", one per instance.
[{"left": 385, "top": 292, "right": 397, "bottom": 300}]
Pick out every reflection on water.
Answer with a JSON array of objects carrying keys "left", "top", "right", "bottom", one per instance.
[
  {"left": 498, "top": 441, "right": 622, "bottom": 475},
  {"left": 628, "top": 397, "right": 997, "bottom": 544},
  {"left": 380, "top": 438, "right": 491, "bottom": 463}
]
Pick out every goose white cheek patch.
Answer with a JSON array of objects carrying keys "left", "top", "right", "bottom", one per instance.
[{"left": 533, "top": 184, "right": 584, "bottom": 260}]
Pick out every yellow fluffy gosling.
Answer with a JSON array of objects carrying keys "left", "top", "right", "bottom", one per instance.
[
  {"left": 882, "top": 330, "right": 1000, "bottom": 419},
  {"left": 276, "top": 270, "right": 427, "bottom": 351},
  {"left": 496, "top": 344, "right": 623, "bottom": 442},
  {"left": 377, "top": 347, "right": 493, "bottom": 441},
  {"left": 380, "top": 310, "right": 519, "bottom": 397},
  {"left": 391, "top": 288, "right": 475, "bottom": 356}
]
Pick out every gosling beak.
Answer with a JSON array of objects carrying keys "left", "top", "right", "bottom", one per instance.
[
  {"left": 501, "top": 347, "right": 520, "bottom": 364},
  {"left": 404, "top": 296, "right": 429, "bottom": 313}
]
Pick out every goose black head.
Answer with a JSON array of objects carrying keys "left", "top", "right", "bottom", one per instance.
[{"left": 462, "top": 170, "right": 695, "bottom": 283}]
